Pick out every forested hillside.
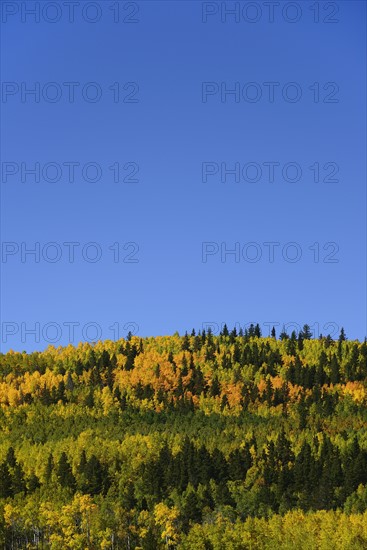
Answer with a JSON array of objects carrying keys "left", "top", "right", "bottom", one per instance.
[{"left": 1, "top": 325, "right": 367, "bottom": 548}]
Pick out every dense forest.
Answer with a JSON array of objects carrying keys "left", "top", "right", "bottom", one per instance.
[{"left": 1, "top": 325, "right": 367, "bottom": 548}]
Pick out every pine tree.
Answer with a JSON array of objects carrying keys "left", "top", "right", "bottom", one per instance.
[
  {"left": 302, "top": 324, "right": 312, "bottom": 339},
  {"left": 56, "top": 452, "right": 76, "bottom": 490},
  {"left": 45, "top": 453, "right": 54, "bottom": 483},
  {"left": 298, "top": 394, "right": 308, "bottom": 430},
  {"left": 65, "top": 372, "right": 74, "bottom": 391},
  {"left": 6, "top": 447, "right": 17, "bottom": 468},
  {"left": 0, "top": 462, "right": 13, "bottom": 498},
  {"left": 85, "top": 455, "right": 106, "bottom": 495},
  {"left": 84, "top": 387, "right": 95, "bottom": 408},
  {"left": 228, "top": 445, "right": 251, "bottom": 481},
  {"left": 182, "top": 332, "right": 190, "bottom": 351},
  {"left": 28, "top": 473, "right": 41, "bottom": 492},
  {"left": 324, "top": 334, "right": 333, "bottom": 348},
  {"left": 121, "top": 480, "right": 137, "bottom": 509},
  {"left": 78, "top": 450, "right": 88, "bottom": 476},
  {"left": 220, "top": 394, "right": 229, "bottom": 411},
  {"left": 182, "top": 486, "right": 202, "bottom": 528},
  {"left": 12, "top": 463, "right": 26, "bottom": 494},
  {"left": 330, "top": 355, "right": 340, "bottom": 384},
  {"left": 265, "top": 378, "right": 273, "bottom": 406},
  {"left": 197, "top": 446, "right": 213, "bottom": 484},
  {"left": 286, "top": 337, "right": 296, "bottom": 356},
  {"left": 210, "top": 376, "right": 220, "bottom": 397},
  {"left": 254, "top": 323, "right": 261, "bottom": 338},
  {"left": 56, "top": 380, "right": 66, "bottom": 402}
]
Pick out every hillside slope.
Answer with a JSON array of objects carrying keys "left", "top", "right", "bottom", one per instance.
[{"left": 1, "top": 326, "right": 367, "bottom": 548}]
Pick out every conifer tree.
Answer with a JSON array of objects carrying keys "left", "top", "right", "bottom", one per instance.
[
  {"left": 56, "top": 452, "right": 76, "bottom": 490},
  {"left": 45, "top": 453, "right": 54, "bottom": 483},
  {"left": 0, "top": 462, "right": 13, "bottom": 498}
]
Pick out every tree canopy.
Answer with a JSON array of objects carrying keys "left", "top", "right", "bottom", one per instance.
[{"left": 0, "top": 327, "right": 367, "bottom": 548}]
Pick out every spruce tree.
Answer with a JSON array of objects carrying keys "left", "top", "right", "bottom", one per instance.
[
  {"left": 56, "top": 452, "right": 76, "bottom": 490},
  {"left": 6, "top": 447, "right": 17, "bottom": 468},
  {"left": 45, "top": 453, "right": 54, "bottom": 483},
  {"left": 0, "top": 462, "right": 13, "bottom": 498},
  {"left": 254, "top": 323, "right": 261, "bottom": 338},
  {"left": 28, "top": 473, "right": 41, "bottom": 493},
  {"left": 210, "top": 376, "right": 220, "bottom": 397},
  {"left": 302, "top": 324, "right": 312, "bottom": 340},
  {"left": 12, "top": 463, "right": 26, "bottom": 494}
]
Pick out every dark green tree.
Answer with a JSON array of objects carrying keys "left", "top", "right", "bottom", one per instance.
[
  {"left": 56, "top": 452, "right": 76, "bottom": 490},
  {"left": 6, "top": 447, "right": 17, "bottom": 468},
  {"left": 0, "top": 462, "right": 13, "bottom": 498},
  {"left": 302, "top": 324, "right": 312, "bottom": 340},
  {"left": 44, "top": 453, "right": 54, "bottom": 483}
]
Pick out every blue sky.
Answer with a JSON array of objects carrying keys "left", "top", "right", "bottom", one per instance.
[{"left": 1, "top": 0, "right": 366, "bottom": 352}]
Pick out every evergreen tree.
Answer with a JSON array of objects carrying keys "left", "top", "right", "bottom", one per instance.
[
  {"left": 324, "top": 334, "right": 333, "bottom": 348},
  {"left": 248, "top": 324, "right": 255, "bottom": 337},
  {"left": 87, "top": 455, "right": 109, "bottom": 495},
  {"left": 44, "top": 453, "right": 54, "bottom": 483},
  {"left": 209, "top": 376, "right": 220, "bottom": 397},
  {"left": 265, "top": 378, "right": 273, "bottom": 406},
  {"left": 0, "top": 462, "right": 13, "bottom": 498},
  {"left": 12, "top": 463, "right": 26, "bottom": 494},
  {"left": 77, "top": 450, "right": 88, "bottom": 480},
  {"left": 254, "top": 324, "right": 261, "bottom": 337},
  {"left": 302, "top": 324, "right": 313, "bottom": 340},
  {"left": 28, "top": 473, "right": 41, "bottom": 493},
  {"left": 56, "top": 452, "right": 76, "bottom": 490},
  {"left": 182, "top": 332, "right": 190, "bottom": 351},
  {"left": 286, "top": 337, "right": 297, "bottom": 356},
  {"left": 220, "top": 394, "right": 229, "bottom": 411},
  {"left": 298, "top": 394, "right": 308, "bottom": 430},
  {"left": 85, "top": 388, "right": 95, "bottom": 408},
  {"left": 330, "top": 355, "right": 340, "bottom": 384},
  {"left": 121, "top": 480, "right": 137, "bottom": 509},
  {"left": 6, "top": 447, "right": 17, "bottom": 468},
  {"left": 56, "top": 380, "right": 66, "bottom": 402},
  {"left": 182, "top": 486, "right": 202, "bottom": 529}
]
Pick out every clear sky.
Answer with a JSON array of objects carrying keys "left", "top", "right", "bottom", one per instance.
[{"left": 1, "top": 0, "right": 366, "bottom": 352}]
